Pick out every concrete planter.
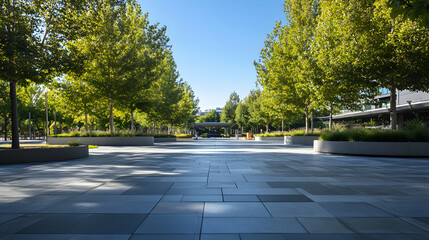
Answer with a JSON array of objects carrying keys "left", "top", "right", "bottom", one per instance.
[
  {"left": 314, "top": 140, "right": 429, "bottom": 157},
  {"left": 0, "top": 145, "right": 88, "bottom": 164},
  {"left": 47, "top": 136, "right": 154, "bottom": 146},
  {"left": 284, "top": 136, "right": 320, "bottom": 146},
  {"left": 154, "top": 137, "right": 177, "bottom": 143},
  {"left": 255, "top": 136, "right": 284, "bottom": 141}
]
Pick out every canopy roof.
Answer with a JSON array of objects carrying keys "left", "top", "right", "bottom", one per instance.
[{"left": 191, "top": 122, "right": 235, "bottom": 128}]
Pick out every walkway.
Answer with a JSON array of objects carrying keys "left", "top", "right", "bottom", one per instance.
[{"left": 0, "top": 139, "right": 429, "bottom": 239}]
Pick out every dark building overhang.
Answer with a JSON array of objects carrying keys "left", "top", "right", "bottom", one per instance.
[{"left": 318, "top": 101, "right": 429, "bottom": 121}]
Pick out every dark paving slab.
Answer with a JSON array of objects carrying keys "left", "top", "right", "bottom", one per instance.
[
  {"left": 134, "top": 214, "right": 202, "bottom": 234},
  {"left": 340, "top": 217, "right": 426, "bottom": 233},
  {"left": 318, "top": 202, "right": 393, "bottom": 217},
  {"left": 257, "top": 194, "right": 313, "bottom": 202}
]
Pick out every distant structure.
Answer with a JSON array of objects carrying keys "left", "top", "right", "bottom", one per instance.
[
  {"left": 324, "top": 89, "right": 429, "bottom": 128},
  {"left": 197, "top": 107, "right": 222, "bottom": 117}
]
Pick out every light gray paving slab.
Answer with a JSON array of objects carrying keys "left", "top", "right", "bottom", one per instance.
[
  {"left": 151, "top": 202, "right": 204, "bottom": 214},
  {"left": 204, "top": 202, "right": 271, "bottom": 217}
]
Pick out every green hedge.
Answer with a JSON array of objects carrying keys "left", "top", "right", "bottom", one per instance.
[
  {"left": 51, "top": 131, "right": 175, "bottom": 138},
  {"left": 175, "top": 134, "right": 193, "bottom": 138},
  {"left": 255, "top": 129, "right": 321, "bottom": 137},
  {"left": 320, "top": 127, "right": 429, "bottom": 142}
]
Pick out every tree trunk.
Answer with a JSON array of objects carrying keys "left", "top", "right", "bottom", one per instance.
[
  {"left": 109, "top": 99, "right": 114, "bottom": 133},
  {"left": 130, "top": 110, "right": 135, "bottom": 131},
  {"left": 4, "top": 115, "right": 8, "bottom": 141},
  {"left": 266, "top": 123, "right": 269, "bottom": 133},
  {"left": 304, "top": 105, "right": 309, "bottom": 134},
  {"left": 28, "top": 112, "right": 31, "bottom": 140},
  {"left": 85, "top": 113, "right": 88, "bottom": 132},
  {"left": 10, "top": 81, "right": 19, "bottom": 149},
  {"left": 390, "top": 86, "right": 397, "bottom": 130},
  {"left": 329, "top": 102, "right": 333, "bottom": 131},
  {"left": 310, "top": 111, "right": 314, "bottom": 133},
  {"left": 45, "top": 92, "right": 49, "bottom": 137},
  {"left": 153, "top": 120, "right": 156, "bottom": 133},
  {"left": 282, "top": 118, "right": 284, "bottom": 133},
  {"left": 54, "top": 110, "right": 57, "bottom": 135}
]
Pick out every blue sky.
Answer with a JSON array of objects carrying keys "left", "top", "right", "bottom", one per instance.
[{"left": 138, "top": 0, "right": 285, "bottom": 110}]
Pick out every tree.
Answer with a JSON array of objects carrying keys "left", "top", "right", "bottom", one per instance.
[
  {"left": 71, "top": 0, "right": 168, "bottom": 133},
  {"left": 255, "top": 0, "right": 321, "bottom": 134},
  {"left": 0, "top": 0, "right": 89, "bottom": 148},
  {"left": 196, "top": 110, "right": 220, "bottom": 123},
  {"left": 235, "top": 102, "right": 249, "bottom": 133},
  {"left": 314, "top": 0, "right": 379, "bottom": 130},
  {"left": 323, "top": 0, "right": 429, "bottom": 129},
  {"left": 221, "top": 92, "right": 240, "bottom": 123},
  {"left": 388, "top": 0, "right": 429, "bottom": 27}
]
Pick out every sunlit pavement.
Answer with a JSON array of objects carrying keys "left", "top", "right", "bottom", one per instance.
[{"left": 1, "top": 139, "right": 429, "bottom": 240}]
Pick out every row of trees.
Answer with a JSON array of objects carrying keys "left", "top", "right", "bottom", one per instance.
[
  {"left": 0, "top": 0, "right": 198, "bottom": 148},
  {"left": 254, "top": 0, "right": 429, "bottom": 133}
]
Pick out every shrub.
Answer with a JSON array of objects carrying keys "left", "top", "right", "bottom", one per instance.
[
  {"left": 175, "top": 134, "right": 193, "bottom": 138},
  {"left": 68, "top": 141, "right": 80, "bottom": 147},
  {"left": 255, "top": 129, "right": 321, "bottom": 137},
  {"left": 52, "top": 131, "right": 175, "bottom": 138},
  {"left": 320, "top": 127, "right": 429, "bottom": 142},
  {"left": 201, "top": 133, "right": 208, "bottom": 138}
]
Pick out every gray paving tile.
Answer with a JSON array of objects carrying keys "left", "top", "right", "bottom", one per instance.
[
  {"left": 1, "top": 234, "right": 73, "bottom": 240},
  {"left": 319, "top": 203, "right": 392, "bottom": 217},
  {"left": 166, "top": 188, "right": 221, "bottom": 195},
  {"left": 18, "top": 214, "right": 90, "bottom": 233},
  {"left": 0, "top": 214, "right": 53, "bottom": 234},
  {"left": 371, "top": 202, "right": 429, "bottom": 217},
  {"left": 257, "top": 195, "right": 313, "bottom": 202},
  {"left": 200, "top": 234, "right": 240, "bottom": 240},
  {"left": 160, "top": 195, "right": 183, "bottom": 201},
  {"left": 223, "top": 195, "right": 260, "bottom": 202},
  {"left": 240, "top": 234, "right": 286, "bottom": 240},
  {"left": 204, "top": 202, "right": 271, "bottom": 217},
  {"left": 181, "top": 195, "right": 222, "bottom": 202},
  {"left": 297, "top": 218, "right": 353, "bottom": 233},
  {"left": 264, "top": 203, "right": 333, "bottom": 217},
  {"left": 68, "top": 213, "right": 147, "bottom": 234},
  {"left": 151, "top": 202, "right": 204, "bottom": 214},
  {"left": 360, "top": 233, "right": 429, "bottom": 240},
  {"left": 134, "top": 214, "right": 202, "bottom": 234},
  {"left": 222, "top": 188, "right": 299, "bottom": 195},
  {"left": 70, "top": 235, "right": 131, "bottom": 240},
  {"left": 282, "top": 233, "right": 365, "bottom": 240},
  {"left": 202, "top": 218, "right": 307, "bottom": 233},
  {"left": 130, "top": 234, "right": 198, "bottom": 240},
  {"left": 0, "top": 215, "right": 22, "bottom": 225},
  {"left": 340, "top": 218, "right": 426, "bottom": 233}
]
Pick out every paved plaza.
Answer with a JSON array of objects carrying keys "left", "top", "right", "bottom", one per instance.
[{"left": 0, "top": 139, "right": 429, "bottom": 239}]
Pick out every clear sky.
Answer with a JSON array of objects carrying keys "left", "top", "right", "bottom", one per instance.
[{"left": 138, "top": 0, "right": 285, "bottom": 111}]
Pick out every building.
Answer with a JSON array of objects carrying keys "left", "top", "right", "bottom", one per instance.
[
  {"left": 197, "top": 107, "right": 223, "bottom": 117},
  {"left": 329, "top": 89, "right": 429, "bottom": 128}
]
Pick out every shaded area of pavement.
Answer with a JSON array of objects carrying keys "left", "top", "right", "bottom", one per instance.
[{"left": 0, "top": 139, "right": 429, "bottom": 239}]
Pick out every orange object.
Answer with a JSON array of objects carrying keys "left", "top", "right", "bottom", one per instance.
[{"left": 247, "top": 132, "right": 252, "bottom": 138}]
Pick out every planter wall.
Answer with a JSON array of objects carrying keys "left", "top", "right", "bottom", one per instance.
[
  {"left": 284, "top": 136, "right": 319, "bottom": 146},
  {"left": 0, "top": 145, "right": 89, "bottom": 164},
  {"left": 47, "top": 136, "right": 154, "bottom": 146},
  {"left": 314, "top": 140, "right": 429, "bottom": 157},
  {"left": 255, "top": 136, "right": 284, "bottom": 141},
  {"left": 154, "top": 137, "right": 177, "bottom": 143}
]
